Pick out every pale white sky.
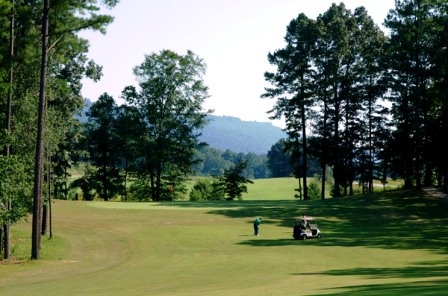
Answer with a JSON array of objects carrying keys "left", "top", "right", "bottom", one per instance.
[{"left": 80, "top": 0, "right": 395, "bottom": 128}]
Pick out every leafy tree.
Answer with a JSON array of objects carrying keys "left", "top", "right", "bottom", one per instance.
[
  {"left": 0, "top": 0, "right": 117, "bottom": 258},
  {"left": 30, "top": 0, "right": 119, "bottom": 260},
  {"left": 431, "top": 0, "right": 448, "bottom": 192},
  {"left": 263, "top": 13, "right": 317, "bottom": 200},
  {"left": 1, "top": 0, "right": 15, "bottom": 259},
  {"left": 192, "top": 145, "right": 233, "bottom": 176},
  {"left": 244, "top": 152, "right": 270, "bottom": 179},
  {"left": 122, "top": 50, "right": 211, "bottom": 201},
  {"left": 306, "top": 4, "right": 388, "bottom": 197},
  {"left": 114, "top": 105, "right": 146, "bottom": 200},
  {"left": 267, "top": 139, "right": 294, "bottom": 177},
  {"left": 0, "top": 155, "right": 32, "bottom": 258},
  {"left": 384, "top": 0, "right": 435, "bottom": 189},
  {"left": 83, "top": 93, "right": 124, "bottom": 201},
  {"left": 307, "top": 183, "right": 321, "bottom": 200},
  {"left": 215, "top": 160, "right": 254, "bottom": 200},
  {"left": 189, "top": 179, "right": 225, "bottom": 201},
  {"left": 264, "top": 4, "right": 388, "bottom": 198},
  {"left": 383, "top": 0, "right": 448, "bottom": 192}
]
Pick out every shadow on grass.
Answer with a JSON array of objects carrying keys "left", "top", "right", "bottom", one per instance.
[
  {"left": 152, "top": 190, "right": 448, "bottom": 295},
  {"left": 297, "top": 259, "right": 448, "bottom": 295},
  {"left": 296, "top": 259, "right": 448, "bottom": 278},
  {"left": 166, "top": 189, "right": 448, "bottom": 253},
  {"left": 321, "top": 279, "right": 448, "bottom": 296}
]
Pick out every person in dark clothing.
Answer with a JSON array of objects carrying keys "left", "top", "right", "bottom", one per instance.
[{"left": 253, "top": 217, "right": 262, "bottom": 236}]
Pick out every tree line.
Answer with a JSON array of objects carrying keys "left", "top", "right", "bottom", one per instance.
[
  {"left": 0, "top": 0, "right": 119, "bottom": 260},
  {"left": 76, "top": 99, "right": 301, "bottom": 201},
  {"left": 263, "top": 1, "right": 448, "bottom": 199}
]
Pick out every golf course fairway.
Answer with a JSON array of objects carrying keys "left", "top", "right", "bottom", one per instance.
[{"left": 1, "top": 189, "right": 447, "bottom": 295}]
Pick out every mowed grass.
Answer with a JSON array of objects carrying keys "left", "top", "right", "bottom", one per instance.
[{"left": 1, "top": 179, "right": 447, "bottom": 296}]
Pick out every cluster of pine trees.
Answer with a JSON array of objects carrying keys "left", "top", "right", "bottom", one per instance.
[
  {"left": 264, "top": 1, "right": 448, "bottom": 199},
  {"left": 0, "top": 0, "right": 119, "bottom": 260}
]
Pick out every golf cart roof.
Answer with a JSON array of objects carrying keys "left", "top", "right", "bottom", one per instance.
[{"left": 295, "top": 217, "right": 316, "bottom": 221}]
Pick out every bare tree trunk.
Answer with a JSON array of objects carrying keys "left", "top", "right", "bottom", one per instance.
[
  {"left": 41, "top": 203, "right": 47, "bottom": 235},
  {"left": 31, "top": 0, "right": 50, "bottom": 260},
  {"left": 49, "top": 156, "right": 53, "bottom": 238},
  {"left": 0, "top": 228, "right": 3, "bottom": 254},
  {"left": 300, "top": 80, "right": 308, "bottom": 201}
]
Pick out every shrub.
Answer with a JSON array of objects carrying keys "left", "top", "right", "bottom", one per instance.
[
  {"left": 307, "top": 183, "right": 321, "bottom": 200},
  {"left": 189, "top": 179, "right": 225, "bottom": 201}
]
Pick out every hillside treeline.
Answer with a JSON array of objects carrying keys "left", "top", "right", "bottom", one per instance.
[{"left": 263, "top": 1, "right": 448, "bottom": 199}]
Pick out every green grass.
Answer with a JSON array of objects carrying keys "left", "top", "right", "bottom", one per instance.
[{"left": 1, "top": 181, "right": 446, "bottom": 296}]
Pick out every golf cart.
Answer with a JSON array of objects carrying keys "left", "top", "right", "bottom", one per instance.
[{"left": 293, "top": 217, "right": 321, "bottom": 240}]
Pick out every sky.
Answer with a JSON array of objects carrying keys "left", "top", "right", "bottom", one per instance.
[{"left": 80, "top": 0, "right": 396, "bottom": 128}]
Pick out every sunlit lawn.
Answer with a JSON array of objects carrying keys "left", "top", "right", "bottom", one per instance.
[{"left": 0, "top": 180, "right": 446, "bottom": 296}]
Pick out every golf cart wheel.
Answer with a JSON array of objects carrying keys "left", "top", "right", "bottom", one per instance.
[{"left": 301, "top": 235, "right": 307, "bottom": 240}]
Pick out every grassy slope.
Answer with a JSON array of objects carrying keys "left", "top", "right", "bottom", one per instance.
[{"left": 1, "top": 180, "right": 447, "bottom": 296}]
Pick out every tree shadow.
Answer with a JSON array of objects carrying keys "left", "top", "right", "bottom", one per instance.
[
  {"left": 176, "top": 189, "right": 448, "bottom": 252},
  {"left": 161, "top": 190, "right": 448, "bottom": 294},
  {"left": 320, "top": 279, "right": 448, "bottom": 296},
  {"left": 295, "top": 259, "right": 448, "bottom": 278},
  {"left": 161, "top": 190, "right": 448, "bottom": 252},
  {"left": 296, "top": 259, "right": 448, "bottom": 295}
]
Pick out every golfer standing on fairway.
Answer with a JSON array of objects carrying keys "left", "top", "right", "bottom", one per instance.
[{"left": 253, "top": 217, "right": 262, "bottom": 236}]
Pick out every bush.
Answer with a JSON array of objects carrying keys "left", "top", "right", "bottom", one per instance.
[
  {"left": 189, "top": 179, "right": 225, "bottom": 201},
  {"left": 307, "top": 183, "right": 321, "bottom": 200}
]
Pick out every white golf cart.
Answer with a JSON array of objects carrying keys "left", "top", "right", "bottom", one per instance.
[{"left": 293, "top": 217, "right": 321, "bottom": 240}]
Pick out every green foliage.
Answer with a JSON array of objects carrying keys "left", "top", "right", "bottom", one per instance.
[
  {"left": 189, "top": 179, "right": 225, "bottom": 201},
  {"left": 307, "top": 182, "right": 321, "bottom": 200},
  {"left": 129, "top": 179, "right": 152, "bottom": 202},
  {"left": 0, "top": 156, "right": 33, "bottom": 225},
  {"left": 83, "top": 93, "right": 125, "bottom": 201},
  {"left": 267, "top": 138, "right": 294, "bottom": 177},
  {"left": 264, "top": 3, "right": 392, "bottom": 198},
  {"left": 215, "top": 160, "right": 254, "bottom": 200},
  {"left": 122, "top": 49, "right": 211, "bottom": 201},
  {"left": 192, "top": 145, "right": 270, "bottom": 179},
  {"left": 69, "top": 165, "right": 98, "bottom": 201}
]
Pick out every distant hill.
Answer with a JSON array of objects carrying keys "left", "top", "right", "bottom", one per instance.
[
  {"left": 199, "top": 115, "right": 285, "bottom": 154},
  {"left": 77, "top": 100, "right": 285, "bottom": 154}
]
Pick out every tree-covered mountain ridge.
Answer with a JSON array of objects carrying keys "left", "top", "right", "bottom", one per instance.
[
  {"left": 199, "top": 115, "right": 285, "bottom": 154},
  {"left": 78, "top": 99, "right": 285, "bottom": 154}
]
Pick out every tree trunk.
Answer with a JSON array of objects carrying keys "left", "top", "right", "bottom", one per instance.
[
  {"left": 31, "top": 0, "right": 50, "bottom": 260},
  {"left": 3, "top": 0, "right": 15, "bottom": 260},
  {"left": 442, "top": 49, "right": 448, "bottom": 193},
  {"left": 300, "top": 79, "right": 308, "bottom": 200},
  {"left": 321, "top": 96, "right": 329, "bottom": 200},
  {"left": 41, "top": 203, "right": 48, "bottom": 235},
  {"left": 49, "top": 157, "right": 52, "bottom": 238}
]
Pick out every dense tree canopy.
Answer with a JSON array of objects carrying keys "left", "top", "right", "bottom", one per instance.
[
  {"left": 264, "top": 1, "right": 448, "bottom": 197},
  {"left": 121, "top": 50, "right": 212, "bottom": 201},
  {"left": 0, "top": 0, "right": 119, "bottom": 259}
]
